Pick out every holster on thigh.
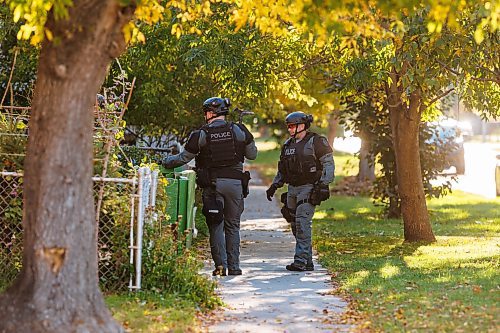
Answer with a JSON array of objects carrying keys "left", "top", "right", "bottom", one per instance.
[
  {"left": 202, "top": 194, "right": 223, "bottom": 226},
  {"left": 280, "top": 192, "right": 295, "bottom": 223}
]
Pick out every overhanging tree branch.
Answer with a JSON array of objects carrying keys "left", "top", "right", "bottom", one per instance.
[
  {"left": 422, "top": 87, "right": 455, "bottom": 113},
  {"left": 436, "top": 59, "right": 500, "bottom": 84}
]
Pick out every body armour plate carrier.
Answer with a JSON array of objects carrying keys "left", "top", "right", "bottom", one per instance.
[
  {"left": 278, "top": 133, "right": 322, "bottom": 186},
  {"left": 196, "top": 122, "right": 244, "bottom": 169}
]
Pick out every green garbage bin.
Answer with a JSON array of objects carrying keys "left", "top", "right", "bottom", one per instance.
[
  {"left": 178, "top": 170, "right": 196, "bottom": 248},
  {"left": 164, "top": 178, "right": 179, "bottom": 224},
  {"left": 163, "top": 168, "right": 197, "bottom": 249},
  {"left": 177, "top": 176, "right": 189, "bottom": 238}
]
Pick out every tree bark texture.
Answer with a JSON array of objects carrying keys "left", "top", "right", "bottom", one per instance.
[
  {"left": 327, "top": 112, "right": 338, "bottom": 151},
  {"left": 0, "top": 1, "right": 134, "bottom": 332},
  {"left": 386, "top": 71, "right": 436, "bottom": 242},
  {"left": 357, "top": 128, "right": 375, "bottom": 182},
  {"left": 387, "top": 162, "right": 401, "bottom": 218}
]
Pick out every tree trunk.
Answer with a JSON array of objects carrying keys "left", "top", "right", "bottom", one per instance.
[
  {"left": 0, "top": 1, "right": 134, "bottom": 332},
  {"left": 327, "top": 112, "right": 337, "bottom": 150},
  {"left": 386, "top": 75, "right": 436, "bottom": 242},
  {"left": 387, "top": 195, "right": 401, "bottom": 218},
  {"left": 357, "top": 128, "right": 375, "bottom": 182}
]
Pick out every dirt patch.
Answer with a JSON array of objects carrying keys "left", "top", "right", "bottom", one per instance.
[{"left": 331, "top": 176, "right": 373, "bottom": 196}]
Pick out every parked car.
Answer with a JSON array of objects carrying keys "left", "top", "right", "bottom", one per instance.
[
  {"left": 496, "top": 154, "right": 500, "bottom": 196},
  {"left": 429, "top": 118, "right": 466, "bottom": 175}
]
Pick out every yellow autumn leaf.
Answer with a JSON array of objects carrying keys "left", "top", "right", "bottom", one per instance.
[
  {"left": 122, "top": 22, "right": 134, "bottom": 44},
  {"left": 474, "top": 27, "right": 485, "bottom": 44},
  {"left": 45, "top": 28, "right": 53, "bottom": 41},
  {"left": 13, "top": 5, "right": 23, "bottom": 23},
  {"left": 137, "top": 31, "right": 146, "bottom": 43}
]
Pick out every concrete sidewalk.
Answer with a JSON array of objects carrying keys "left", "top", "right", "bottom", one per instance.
[{"left": 203, "top": 172, "right": 351, "bottom": 333}]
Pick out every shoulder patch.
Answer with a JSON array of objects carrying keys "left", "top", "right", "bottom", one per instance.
[{"left": 313, "top": 134, "right": 332, "bottom": 158}]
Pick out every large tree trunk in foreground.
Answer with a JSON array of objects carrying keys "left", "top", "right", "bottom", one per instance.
[
  {"left": 386, "top": 76, "right": 436, "bottom": 243},
  {"left": 0, "top": 1, "right": 134, "bottom": 332}
]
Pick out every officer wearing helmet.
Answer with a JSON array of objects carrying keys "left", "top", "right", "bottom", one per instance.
[
  {"left": 163, "top": 97, "right": 257, "bottom": 276},
  {"left": 266, "top": 111, "right": 334, "bottom": 271}
]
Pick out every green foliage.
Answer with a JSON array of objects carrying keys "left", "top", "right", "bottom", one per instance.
[
  {"left": 317, "top": 3, "right": 499, "bottom": 219},
  {"left": 0, "top": 111, "right": 27, "bottom": 171},
  {"left": 371, "top": 117, "right": 457, "bottom": 216},
  {"left": 313, "top": 192, "right": 500, "bottom": 332},
  {"left": 117, "top": 146, "right": 164, "bottom": 170},
  {"left": 0, "top": 4, "right": 38, "bottom": 106},
  {"left": 106, "top": 292, "right": 206, "bottom": 333},
  {"left": 111, "top": 145, "right": 219, "bottom": 308},
  {"left": 116, "top": 3, "right": 323, "bottom": 138},
  {"left": 140, "top": 218, "right": 220, "bottom": 309},
  {"left": 332, "top": 92, "right": 457, "bottom": 217},
  {"left": 0, "top": 174, "right": 23, "bottom": 291},
  {"left": 96, "top": 181, "right": 133, "bottom": 291}
]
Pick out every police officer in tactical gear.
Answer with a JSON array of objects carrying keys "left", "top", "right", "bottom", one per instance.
[
  {"left": 163, "top": 97, "right": 257, "bottom": 276},
  {"left": 266, "top": 111, "right": 335, "bottom": 271}
]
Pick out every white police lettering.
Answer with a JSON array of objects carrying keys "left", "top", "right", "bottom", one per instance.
[
  {"left": 285, "top": 147, "right": 296, "bottom": 155},
  {"left": 211, "top": 131, "right": 232, "bottom": 140}
]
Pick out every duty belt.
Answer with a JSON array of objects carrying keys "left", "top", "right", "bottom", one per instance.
[
  {"left": 211, "top": 168, "right": 243, "bottom": 180},
  {"left": 288, "top": 179, "right": 314, "bottom": 186}
]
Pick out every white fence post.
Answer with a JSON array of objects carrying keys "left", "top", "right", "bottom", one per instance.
[
  {"left": 0, "top": 170, "right": 157, "bottom": 292},
  {"left": 135, "top": 167, "right": 149, "bottom": 290}
]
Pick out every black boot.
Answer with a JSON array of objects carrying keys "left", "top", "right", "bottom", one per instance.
[
  {"left": 286, "top": 262, "right": 306, "bottom": 271},
  {"left": 212, "top": 265, "right": 226, "bottom": 276}
]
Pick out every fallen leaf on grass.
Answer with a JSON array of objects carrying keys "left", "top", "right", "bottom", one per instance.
[{"left": 472, "top": 285, "right": 482, "bottom": 293}]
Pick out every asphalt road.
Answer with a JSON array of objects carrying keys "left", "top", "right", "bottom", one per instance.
[
  {"left": 438, "top": 142, "right": 499, "bottom": 198},
  {"left": 334, "top": 137, "right": 499, "bottom": 198}
]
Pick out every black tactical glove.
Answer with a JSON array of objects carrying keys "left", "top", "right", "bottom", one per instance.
[
  {"left": 309, "top": 183, "right": 330, "bottom": 205},
  {"left": 266, "top": 184, "right": 278, "bottom": 201}
]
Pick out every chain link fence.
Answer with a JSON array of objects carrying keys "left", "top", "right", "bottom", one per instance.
[
  {"left": 0, "top": 168, "right": 158, "bottom": 292},
  {"left": 0, "top": 172, "right": 23, "bottom": 287},
  {"left": 93, "top": 176, "right": 137, "bottom": 292},
  {"left": 1, "top": 83, "right": 164, "bottom": 293}
]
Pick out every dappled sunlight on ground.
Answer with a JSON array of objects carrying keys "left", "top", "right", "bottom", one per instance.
[
  {"left": 379, "top": 263, "right": 401, "bottom": 279},
  {"left": 403, "top": 236, "right": 500, "bottom": 269},
  {"left": 313, "top": 211, "right": 327, "bottom": 219}
]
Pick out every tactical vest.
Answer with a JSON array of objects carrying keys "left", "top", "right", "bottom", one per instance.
[
  {"left": 196, "top": 122, "right": 244, "bottom": 169},
  {"left": 278, "top": 132, "right": 322, "bottom": 186}
]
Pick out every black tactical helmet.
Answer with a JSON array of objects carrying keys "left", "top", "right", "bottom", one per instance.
[
  {"left": 285, "top": 111, "right": 313, "bottom": 129},
  {"left": 202, "top": 97, "right": 231, "bottom": 115}
]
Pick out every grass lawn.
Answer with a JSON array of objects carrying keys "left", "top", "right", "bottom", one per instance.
[
  {"left": 106, "top": 292, "right": 205, "bottom": 333},
  {"left": 105, "top": 211, "right": 219, "bottom": 332},
  {"left": 252, "top": 141, "right": 499, "bottom": 332},
  {"left": 314, "top": 193, "right": 499, "bottom": 332}
]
